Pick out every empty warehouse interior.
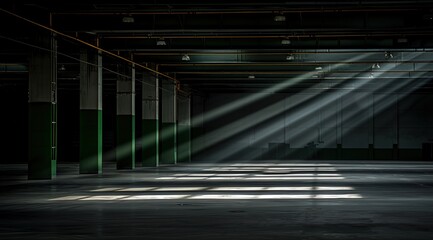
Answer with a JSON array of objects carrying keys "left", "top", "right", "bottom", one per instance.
[{"left": 1, "top": 1, "right": 433, "bottom": 239}]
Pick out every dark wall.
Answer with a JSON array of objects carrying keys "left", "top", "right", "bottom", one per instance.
[
  {"left": 198, "top": 91, "right": 433, "bottom": 161},
  {"left": 57, "top": 89, "right": 79, "bottom": 162},
  {"left": 0, "top": 84, "right": 28, "bottom": 163}
]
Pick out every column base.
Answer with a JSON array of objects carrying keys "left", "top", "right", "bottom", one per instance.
[
  {"left": 28, "top": 102, "right": 56, "bottom": 180},
  {"left": 80, "top": 109, "right": 102, "bottom": 174}
]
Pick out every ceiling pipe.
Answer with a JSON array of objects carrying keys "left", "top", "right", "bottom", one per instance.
[
  {"left": 130, "top": 49, "right": 433, "bottom": 54},
  {"left": 58, "top": 1, "right": 433, "bottom": 8},
  {"left": 101, "top": 32, "right": 433, "bottom": 39},
  {"left": 0, "top": 71, "right": 28, "bottom": 73},
  {"left": 51, "top": 7, "right": 423, "bottom": 15},
  {"left": 172, "top": 70, "right": 433, "bottom": 75},
  {"left": 0, "top": 63, "right": 26, "bottom": 66},
  {"left": 158, "top": 61, "right": 433, "bottom": 67},
  {"left": 0, "top": 8, "right": 179, "bottom": 84},
  {"left": 181, "top": 76, "right": 433, "bottom": 80},
  {"left": 95, "top": 26, "right": 430, "bottom": 34}
]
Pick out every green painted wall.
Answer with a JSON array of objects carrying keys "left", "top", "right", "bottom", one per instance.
[
  {"left": 116, "top": 115, "right": 135, "bottom": 169},
  {"left": 142, "top": 119, "right": 159, "bottom": 167},
  {"left": 79, "top": 110, "right": 102, "bottom": 174},
  {"left": 28, "top": 102, "right": 55, "bottom": 179},
  {"left": 160, "top": 122, "right": 176, "bottom": 164},
  {"left": 177, "top": 124, "right": 191, "bottom": 162}
]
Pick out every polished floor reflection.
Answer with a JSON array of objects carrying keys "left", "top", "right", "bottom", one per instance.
[{"left": 1, "top": 161, "right": 433, "bottom": 239}]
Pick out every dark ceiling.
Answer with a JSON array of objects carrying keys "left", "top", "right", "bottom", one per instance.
[{"left": 2, "top": 0, "right": 433, "bottom": 93}]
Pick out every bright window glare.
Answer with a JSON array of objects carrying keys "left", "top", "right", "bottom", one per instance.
[
  {"left": 173, "top": 173, "right": 248, "bottom": 177},
  {"left": 230, "top": 163, "right": 332, "bottom": 167},
  {"left": 257, "top": 194, "right": 311, "bottom": 199},
  {"left": 216, "top": 174, "right": 248, "bottom": 177},
  {"left": 122, "top": 195, "right": 188, "bottom": 200},
  {"left": 247, "top": 177, "right": 345, "bottom": 180},
  {"left": 153, "top": 187, "right": 206, "bottom": 191},
  {"left": 174, "top": 177, "right": 207, "bottom": 180},
  {"left": 265, "top": 167, "right": 337, "bottom": 171},
  {"left": 45, "top": 161, "right": 367, "bottom": 202},
  {"left": 211, "top": 187, "right": 267, "bottom": 191},
  {"left": 207, "top": 177, "right": 245, "bottom": 180},
  {"left": 118, "top": 187, "right": 156, "bottom": 192},
  {"left": 50, "top": 196, "right": 89, "bottom": 201},
  {"left": 91, "top": 187, "right": 122, "bottom": 192},
  {"left": 203, "top": 167, "right": 337, "bottom": 172},
  {"left": 155, "top": 176, "right": 346, "bottom": 180},
  {"left": 174, "top": 173, "right": 216, "bottom": 177},
  {"left": 230, "top": 164, "right": 273, "bottom": 166},
  {"left": 50, "top": 193, "right": 363, "bottom": 201},
  {"left": 221, "top": 169, "right": 260, "bottom": 172},
  {"left": 266, "top": 187, "right": 312, "bottom": 191},
  {"left": 173, "top": 173, "right": 189, "bottom": 176},
  {"left": 316, "top": 186, "right": 353, "bottom": 190},
  {"left": 253, "top": 174, "right": 340, "bottom": 177},
  {"left": 87, "top": 186, "right": 354, "bottom": 193},
  {"left": 192, "top": 193, "right": 362, "bottom": 200},
  {"left": 313, "top": 194, "right": 361, "bottom": 199},
  {"left": 210, "top": 186, "right": 353, "bottom": 191},
  {"left": 81, "top": 195, "right": 128, "bottom": 201},
  {"left": 189, "top": 194, "right": 257, "bottom": 200}
]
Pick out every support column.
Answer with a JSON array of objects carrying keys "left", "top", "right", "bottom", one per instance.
[
  {"left": 160, "top": 80, "right": 177, "bottom": 164},
  {"left": 177, "top": 94, "right": 191, "bottom": 162},
  {"left": 142, "top": 72, "right": 159, "bottom": 167},
  {"left": 116, "top": 63, "right": 135, "bottom": 169},
  {"left": 79, "top": 47, "right": 102, "bottom": 174},
  {"left": 28, "top": 33, "right": 57, "bottom": 179}
]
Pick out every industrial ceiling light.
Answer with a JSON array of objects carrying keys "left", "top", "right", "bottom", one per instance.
[
  {"left": 286, "top": 54, "right": 295, "bottom": 61},
  {"left": 384, "top": 51, "right": 394, "bottom": 59},
  {"left": 122, "top": 15, "right": 134, "bottom": 23},
  {"left": 59, "top": 64, "right": 66, "bottom": 71},
  {"left": 315, "top": 66, "right": 323, "bottom": 70},
  {"left": 274, "top": 15, "right": 286, "bottom": 22},
  {"left": 372, "top": 63, "right": 380, "bottom": 69},
  {"left": 423, "top": 14, "right": 433, "bottom": 20},
  {"left": 397, "top": 38, "right": 408, "bottom": 43},
  {"left": 156, "top": 38, "right": 167, "bottom": 46},
  {"left": 248, "top": 74, "right": 255, "bottom": 79},
  {"left": 181, "top": 54, "right": 190, "bottom": 61},
  {"left": 281, "top": 39, "right": 291, "bottom": 45}
]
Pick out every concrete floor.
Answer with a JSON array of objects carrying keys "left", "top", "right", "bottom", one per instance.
[{"left": 1, "top": 160, "right": 433, "bottom": 239}]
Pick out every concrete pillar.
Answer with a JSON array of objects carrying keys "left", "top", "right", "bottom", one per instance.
[
  {"left": 160, "top": 80, "right": 177, "bottom": 164},
  {"left": 28, "top": 33, "right": 57, "bottom": 179},
  {"left": 79, "top": 47, "right": 102, "bottom": 174},
  {"left": 116, "top": 63, "right": 135, "bottom": 169},
  {"left": 142, "top": 72, "right": 159, "bottom": 167},
  {"left": 177, "top": 94, "right": 191, "bottom": 162}
]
